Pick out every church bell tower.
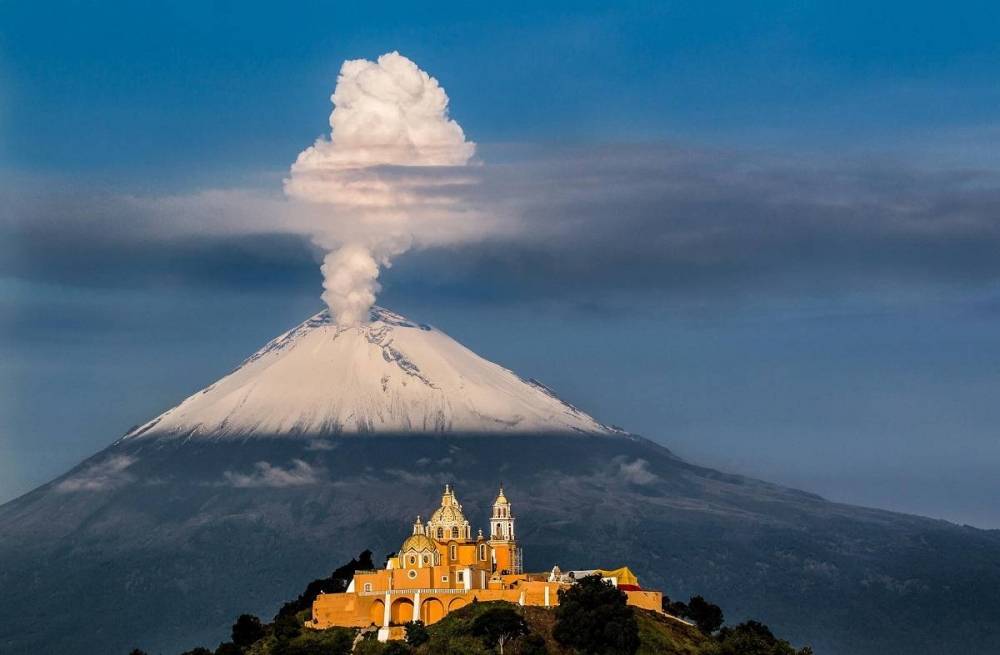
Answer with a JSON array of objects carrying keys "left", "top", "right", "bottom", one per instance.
[
  {"left": 488, "top": 483, "right": 521, "bottom": 574},
  {"left": 490, "top": 483, "right": 515, "bottom": 542}
]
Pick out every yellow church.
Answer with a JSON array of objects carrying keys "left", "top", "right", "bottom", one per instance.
[{"left": 308, "top": 484, "right": 663, "bottom": 641}]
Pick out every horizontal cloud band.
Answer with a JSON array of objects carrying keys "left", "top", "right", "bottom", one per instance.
[{"left": 4, "top": 144, "right": 1000, "bottom": 307}]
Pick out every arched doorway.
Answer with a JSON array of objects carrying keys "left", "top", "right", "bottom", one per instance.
[
  {"left": 368, "top": 599, "right": 385, "bottom": 626},
  {"left": 391, "top": 597, "right": 414, "bottom": 624},
  {"left": 421, "top": 597, "right": 445, "bottom": 624},
  {"left": 448, "top": 597, "right": 467, "bottom": 612}
]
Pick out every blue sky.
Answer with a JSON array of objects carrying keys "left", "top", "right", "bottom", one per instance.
[{"left": 2, "top": 1, "right": 1000, "bottom": 526}]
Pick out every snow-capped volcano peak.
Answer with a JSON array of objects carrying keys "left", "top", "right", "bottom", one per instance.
[{"left": 125, "top": 307, "right": 616, "bottom": 439}]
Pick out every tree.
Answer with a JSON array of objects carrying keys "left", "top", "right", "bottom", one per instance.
[
  {"left": 711, "top": 620, "right": 813, "bottom": 655},
  {"left": 128, "top": 650, "right": 148, "bottom": 655},
  {"left": 470, "top": 605, "right": 528, "bottom": 654},
  {"left": 180, "top": 649, "right": 213, "bottom": 655},
  {"left": 553, "top": 575, "right": 639, "bottom": 655},
  {"left": 687, "top": 595, "right": 724, "bottom": 634},
  {"left": 232, "top": 613, "right": 265, "bottom": 648},
  {"left": 661, "top": 594, "right": 690, "bottom": 618},
  {"left": 405, "top": 620, "right": 430, "bottom": 647},
  {"left": 215, "top": 643, "right": 242, "bottom": 655}
]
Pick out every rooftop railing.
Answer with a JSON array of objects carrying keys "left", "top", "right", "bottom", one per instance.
[{"left": 357, "top": 587, "right": 470, "bottom": 597}]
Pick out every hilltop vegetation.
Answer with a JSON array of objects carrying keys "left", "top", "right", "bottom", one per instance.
[{"left": 129, "top": 552, "right": 810, "bottom": 655}]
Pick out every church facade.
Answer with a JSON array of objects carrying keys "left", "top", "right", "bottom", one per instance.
[{"left": 308, "top": 484, "right": 663, "bottom": 641}]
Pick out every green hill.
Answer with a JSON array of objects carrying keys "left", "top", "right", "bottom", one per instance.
[
  {"left": 360, "top": 601, "right": 710, "bottom": 655},
  {"left": 137, "top": 555, "right": 811, "bottom": 655},
  {"left": 164, "top": 601, "right": 708, "bottom": 655}
]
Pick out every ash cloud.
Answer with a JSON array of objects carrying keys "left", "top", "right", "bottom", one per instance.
[{"left": 284, "top": 51, "right": 477, "bottom": 327}]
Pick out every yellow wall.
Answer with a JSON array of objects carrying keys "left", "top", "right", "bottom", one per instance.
[
  {"left": 624, "top": 590, "right": 663, "bottom": 612},
  {"left": 311, "top": 593, "right": 381, "bottom": 629},
  {"left": 428, "top": 540, "right": 493, "bottom": 569},
  {"left": 310, "top": 580, "right": 664, "bottom": 630},
  {"left": 491, "top": 543, "right": 516, "bottom": 573}
]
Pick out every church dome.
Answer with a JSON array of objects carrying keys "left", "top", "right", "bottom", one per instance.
[
  {"left": 430, "top": 504, "right": 467, "bottom": 525},
  {"left": 427, "top": 484, "right": 471, "bottom": 541},
  {"left": 401, "top": 533, "right": 436, "bottom": 553},
  {"left": 494, "top": 485, "right": 509, "bottom": 505}
]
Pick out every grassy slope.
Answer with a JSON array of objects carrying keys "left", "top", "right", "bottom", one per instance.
[
  {"left": 415, "top": 601, "right": 709, "bottom": 655},
  {"left": 635, "top": 610, "right": 707, "bottom": 655}
]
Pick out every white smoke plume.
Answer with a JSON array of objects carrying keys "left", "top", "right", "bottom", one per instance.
[
  {"left": 320, "top": 244, "right": 381, "bottom": 328},
  {"left": 285, "top": 51, "right": 475, "bottom": 327}
]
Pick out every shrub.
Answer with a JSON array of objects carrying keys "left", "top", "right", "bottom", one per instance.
[
  {"left": 271, "top": 629, "right": 354, "bottom": 655},
  {"left": 354, "top": 640, "right": 387, "bottom": 655},
  {"left": 232, "top": 613, "right": 265, "bottom": 648},
  {"left": 381, "top": 642, "right": 412, "bottom": 655},
  {"left": 519, "top": 632, "right": 548, "bottom": 655},
  {"left": 553, "top": 575, "right": 639, "bottom": 655},
  {"left": 424, "top": 633, "right": 492, "bottom": 655},
  {"left": 351, "top": 637, "right": 411, "bottom": 655},
  {"left": 709, "top": 620, "right": 813, "bottom": 655},
  {"left": 273, "top": 612, "right": 302, "bottom": 641},
  {"left": 405, "top": 620, "right": 430, "bottom": 647}
]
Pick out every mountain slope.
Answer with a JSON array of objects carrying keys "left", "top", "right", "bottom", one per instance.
[
  {"left": 126, "top": 308, "right": 613, "bottom": 439},
  {"left": 1, "top": 308, "right": 999, "bottom": 655}
]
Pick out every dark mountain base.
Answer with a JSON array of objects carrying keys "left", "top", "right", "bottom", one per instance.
[{"left": 1, "top": 433, "right": 998, "bottom": 655}]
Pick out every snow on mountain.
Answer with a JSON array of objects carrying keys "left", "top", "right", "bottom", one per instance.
[{"left": 125, "top": 308, "right": 616, "bottom": 439}]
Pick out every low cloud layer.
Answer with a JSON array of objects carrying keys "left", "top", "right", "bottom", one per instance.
[
  {"left": 55, "top": 455, "right": 137, "bottom": 492},
  {"left": 222, "top": 459, "right": 321, "bottom": 488},
  {"left": 618, "top": 457, "right": 659, "bottom": 485}
]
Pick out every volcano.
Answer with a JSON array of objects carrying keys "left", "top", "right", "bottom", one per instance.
[
  {"left": 1, "top": 308, "right": 999, "bottom": 655},
  {"left": 125, "top": 308, "right": 614, "bottom": 439}
]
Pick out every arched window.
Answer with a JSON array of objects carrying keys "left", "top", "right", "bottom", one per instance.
[
  {"left": 479, "top": 544, "right": 487, "bottom": 560},
  {"left": 409, "top": 555, "right": 416, "bottom": 566},
  {"left": 422, "top": 554, "right": 429, "bottom": 564},
  {"left": 437, "top": 528, "right": 444, "bottom": 539},
  {"left": 450, "top": 544, "right": 457, "bottom": 560},
  {"left": 451, "top": 526, "right": 459, "bottom": 539}
]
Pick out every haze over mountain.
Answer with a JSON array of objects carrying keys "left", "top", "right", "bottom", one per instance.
[{"left": 1, "top": 308, "right": 999, "bottom": 655}]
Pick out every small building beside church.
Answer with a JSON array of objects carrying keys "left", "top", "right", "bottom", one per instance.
[{"left": 308, "top": 484, "right": 663, "bottom": 641}]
